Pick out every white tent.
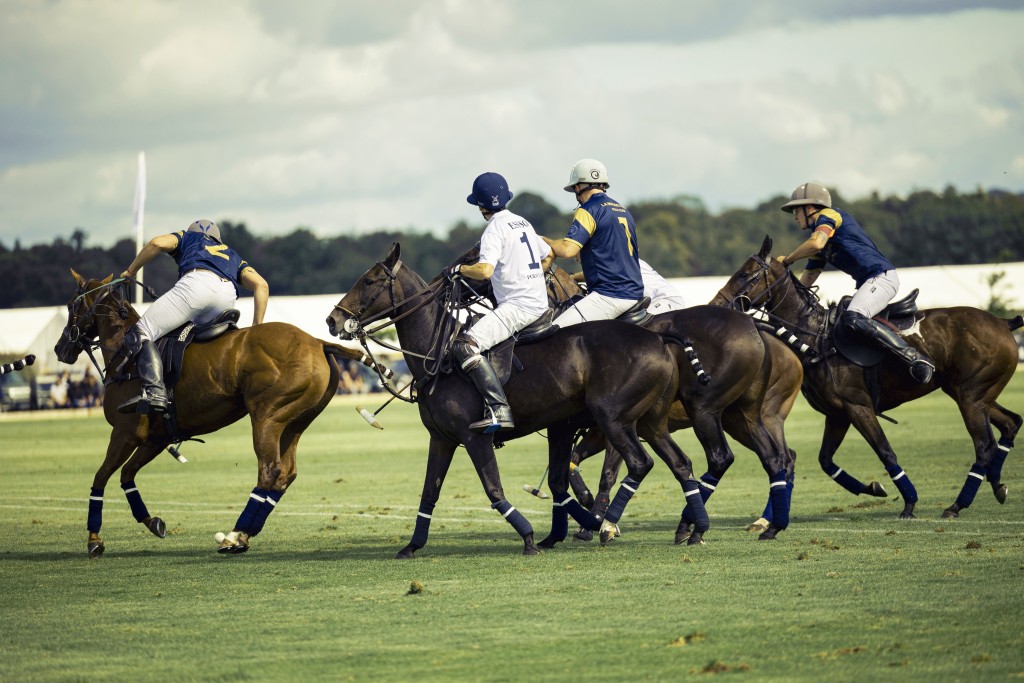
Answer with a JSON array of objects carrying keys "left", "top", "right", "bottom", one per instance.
[{"left": 3, "top": 261, "right": 1022, "bottom": 375}]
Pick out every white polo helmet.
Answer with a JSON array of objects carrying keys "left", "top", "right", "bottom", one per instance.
[{"left": 563, "top": 158, "right": 610, "bottom": 192}]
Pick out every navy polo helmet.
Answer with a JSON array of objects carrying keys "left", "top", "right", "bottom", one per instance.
[{"left": 467, "top": 172, "right": 513, "bottom": 211}]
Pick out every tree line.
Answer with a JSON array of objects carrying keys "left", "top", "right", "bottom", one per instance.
[{"left": 2, "top": 186, "right": 1022, "bottom": 309}]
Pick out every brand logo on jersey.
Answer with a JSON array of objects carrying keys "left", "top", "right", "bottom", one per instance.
[{"left": 205, "top": 244, "right": 230, "bottom": 260}]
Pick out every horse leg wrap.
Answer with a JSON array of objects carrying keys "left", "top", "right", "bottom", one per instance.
[
  {"left": 604, "top": 477, "right": 641, "bottom": 525},
  {"left": 88, "top": 487, "right": 104, "bottom": 534},
  {"left": 682, "top": 479, "right": 710, "bottom": 533},
  {"left": 410, "top": 502, "right": 435, "bottom": 548},
  {"left": 121, "top": 481, "right": 150, "bottom": 523},
  {"left": 884, "top": 463, "right": 919, "bottom": 504},
  {"left": 822, "top": 462, "right": 869, "bottom": 495},
  {"left": 681, "top": 473, "right": 719, "bottom": 524},
  {"left": 234, "top": 487, "right": 270, "bottom": 535},
  {"left": 762, "top": 478, "right": 795, "bottom": 520},
  {"left": 954, "top": 464, "right": 987, "bottom": 509},
  {"left": 550, "top": 495, "right": 570, "bottom": 541},
  {"left": 248, "top": 490, "right": 284, "bottom": 537},
  {"left": 492, "top": 500, "right": 533, "bottom": 538},
  {"left": 768, "top": 469, "right": 790, "bottom": 529},
  {"left": 562, "top": 495, "right": 601, "bottom": 531},
  {"left": 988, "top": 439, "right": 1013, "bottom": 484}
]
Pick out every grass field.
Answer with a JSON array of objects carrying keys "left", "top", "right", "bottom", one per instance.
[{"left": 1, "top": 373, "right": 1023, "bottom": 682}]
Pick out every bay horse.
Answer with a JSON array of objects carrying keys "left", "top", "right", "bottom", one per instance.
[
  {"left": 712, "top": 236, "right": 1022, "bottom": 519},
  {"left": 325, "top": 243, "right": 761, "bottom": 556},
  {"left": 54, "top": 270, "right": 376, "bottom": 557},
  {"left": 545, "top": 266, "right": 803, "bottom": 539}
]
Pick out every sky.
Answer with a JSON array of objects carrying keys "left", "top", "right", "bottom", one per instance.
[{"left": 1, "top": 0, "right": 1022, "bottom": 248}]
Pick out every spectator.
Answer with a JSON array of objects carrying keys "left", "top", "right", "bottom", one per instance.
[{"left": 49, "top": 371, "right": 70, "bottom": 409}]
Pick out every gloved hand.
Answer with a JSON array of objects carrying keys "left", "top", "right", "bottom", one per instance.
[{"left": 444, "top": 264, "right": 463, "bottom": 281}]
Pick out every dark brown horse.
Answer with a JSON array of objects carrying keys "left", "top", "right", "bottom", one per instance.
[
  {"left": 546, "top": 266, "right": 803, "bottom": 538},
  {"left": 712, "top": 236, "right": 1022, "bottom": 519},
  {"left": 54, "top": 270, "right": 375, "bottom": 557},
  {"left": 325, "top": 243, "right": 761, "bottom": 556}
]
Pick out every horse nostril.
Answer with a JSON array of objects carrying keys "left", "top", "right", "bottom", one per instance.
[{"left": 326, "top": 317, "right": 336, "bottom": 334}]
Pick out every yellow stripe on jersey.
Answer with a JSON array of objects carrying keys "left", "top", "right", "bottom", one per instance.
[
  {"left": 814, "top": 208, "right": 842, "bottom": 238},
  {"left": 572, "top": 208, "right": 597, "bottom": 236}
]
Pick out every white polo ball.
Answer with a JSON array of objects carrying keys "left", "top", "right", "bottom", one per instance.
[{"left": 214, "top": 532, "right": 226, "bottom": 543}]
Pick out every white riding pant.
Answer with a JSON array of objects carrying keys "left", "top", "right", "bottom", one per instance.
[
  {"left": 847, "top": 270, "right": 899, "bottom": 319},
  {"left": 552, "top": 291, "right": 641, "bottom": 328},
  {"left": 465, "top": 302, "right": 545, "bottom": 352},
  {"left": 136, "top": 270, "right": 237, "bottom": 342},
  {"left": 648, "top": 295, "right": 687, "bottom": 315}
]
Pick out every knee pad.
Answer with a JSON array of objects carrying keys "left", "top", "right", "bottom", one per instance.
[
  {"left": 452, "top": 335, "right": 482, "bottom": 371},
  {"left": 123, "top": 327, "right": 145, "bottom": 359},
  {"left": 841, "top": 310, "right": 872, "bottom": 336}
]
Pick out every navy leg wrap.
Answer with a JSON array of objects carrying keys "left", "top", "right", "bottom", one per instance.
[
  {"left": 248, "top": 490, "right": 284, "bottom": 537},
  {"left": 768, "top": 469, "right": 790, "bottom": 529},
  {"left": 563, "top": 496, "right": 601, "bottom": 531},
  {"left": 234, "top": 487, "right": 269, "bottom": 535},
  {"left": 885, "top": 463, "right": 919, "bottom": 504},
  {"left": 682, "top": 479, "right": 710, "bottom": 533},
  {"left": 121, "top": 480, "right": 149, "bottom": 522},
  {"left": 550, "top": 495, "right": 570, "bottom": 542},
  {"left": 492, "top": 500, "right": 533, "bottom": 538},
  {"left": 954, "top": 464, "right": 987, "bottom": 509},
  {"left": 604, "top": 476, "right": 641, "bottom": 525},
  {"left": 410, "top": 502, "right": 435, "bottom": 548},
  {"left": 681, "top": 473, "right": 720, "bottom": 524},
  {"left": 762, "top": 478, "right": 795, "bottom": 520},
  {"left": 988, "top": 439, "right": 1012, "bottom": 483},
  {"left": 87, "top": 487, "right": 104, "bottom": 533},
  {"left": 823, "top": 462, "right": 868, "bottom": 495}
]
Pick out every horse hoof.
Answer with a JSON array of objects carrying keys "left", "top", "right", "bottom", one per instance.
[
  {"left": 216, "top": 531, "right": 250, "bottom": 554},
  {"left": 537, "top": 535, "right": 561, "bottom": 549},
  {"left": 865, "top": 481, "right": 888, "bottom": 497},
  {"left": 746, "top": 518, "right": 770, "bottom": 533},
  {"left": 88, "top": 540, "right": 105, "bottom": 559},
  {"left": 599, "top": 520, "right": 618, "bottom": 546},
  {"left": 395, "top": 543, "right": 419, "bottom": 560},
  {"left": 898, "top": 511, "right": 916, "bottom": 520},
  {"left": 145, "top": 517, "right": 167, "bottom": 538},
  {"left": 573, "top": 528, "right": 594, "bottom": 542},
  {"left": 994, "top": 484, "right": 1008, "bottom": 505},
  {"left": 941, "top": 507, "right": 959, "bottom": 519},
  {"left": 523, "top": 543, "right": 540, "bottom": 556},
  {"left": 758, "top": 525, "right": 780, "bottom": 541},
  {"left": 686, "top": 531, "right": 705, "bottom": 546}
]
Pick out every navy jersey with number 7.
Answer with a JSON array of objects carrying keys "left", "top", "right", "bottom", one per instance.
[{"left": 563, "top": 193, "right": 643, "bottom": 300}]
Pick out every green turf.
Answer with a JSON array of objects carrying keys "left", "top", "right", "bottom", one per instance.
[{"left": 1, "top": 375, "right": 1023, "bottom": 682}]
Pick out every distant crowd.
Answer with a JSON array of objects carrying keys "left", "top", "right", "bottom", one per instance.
[{"left": 46, "top": 370, "right": 103, "bottom": 409}]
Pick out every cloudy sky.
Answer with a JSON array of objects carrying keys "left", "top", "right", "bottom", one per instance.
[{"left": 1, "top": 0, "right": 1022, "bottom": 248}]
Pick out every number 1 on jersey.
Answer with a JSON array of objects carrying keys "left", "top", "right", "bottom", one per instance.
[{"left": 520, "top": 232, "right": 540, "bottom": 270}]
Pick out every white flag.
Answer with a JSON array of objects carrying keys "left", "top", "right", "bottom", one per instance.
[{"left": 132, "top": 151, "right": 147, "bottom": 304}]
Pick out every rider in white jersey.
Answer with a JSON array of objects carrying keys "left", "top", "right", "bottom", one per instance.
[{"left": 448, "top": 172, "right": 553, "bottom": 433}]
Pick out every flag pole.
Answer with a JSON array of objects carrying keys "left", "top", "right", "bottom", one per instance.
[{"left": 132, "top": 151, "right": 147, "bottom": 305}]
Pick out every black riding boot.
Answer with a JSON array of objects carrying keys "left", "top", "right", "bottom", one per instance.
[
  {"left": 118, "top": 340, "right": 169, "bottom": 414},
  {"left": 464, "top": 358, "right": 514, "bottom": 433},
  {"left": 843, "top": 311, "right": 935, "bottom": 383}
]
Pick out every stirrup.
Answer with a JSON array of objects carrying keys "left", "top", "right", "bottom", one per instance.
[
  {"left": 117, "top": 392, "right": 168, "bottom": 415},
  {"left": 469, "top": 406, "right": 514, "bottom": 434}
]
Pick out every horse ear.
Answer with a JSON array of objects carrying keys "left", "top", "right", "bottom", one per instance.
[
  {"left": 101, "top": 274, "right": 113, "bottom": 285},
  {"left": 760, "top": 235, "right": 772, "bottom": 258},
  {"left": 70, "top": 268, "right": 86, "bottom": 287},
  {"left": 385, "top": 242, "right": 401, "bottom": 267}
]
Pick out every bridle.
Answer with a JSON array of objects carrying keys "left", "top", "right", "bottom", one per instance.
[{"left": 61, "top": 278, "right": 136, "bottom": 381}]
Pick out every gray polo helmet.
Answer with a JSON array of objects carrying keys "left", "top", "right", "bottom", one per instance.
[
  {"left": 780, "top": 182, "right": 832, "bottom": 213},
  {"left": 186, "top": 219, "right": 222, "bottom": 242}
]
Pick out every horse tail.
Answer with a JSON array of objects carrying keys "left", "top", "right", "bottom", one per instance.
[
  {"left": 322, "top": 344, "right": 394, "bottom": 380},
  {"left": 659, "top": 333, "right": 711, "bottom": 386},
  {"left": 1006, "top": 315, "right": 1023, "bottom": 331},
  {"left": 0, "top": 354, "right": 35, "bottom": 376}
]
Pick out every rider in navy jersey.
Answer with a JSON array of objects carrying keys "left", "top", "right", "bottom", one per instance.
[
  {"left": 543, "top": 159, "right": 644, "bottom": 326},
  {"left": 118, "top": 219, "right": 269, "bottom": 413},
  {"left": 777, "top": 182, "right": 934, "bottom": 383}
]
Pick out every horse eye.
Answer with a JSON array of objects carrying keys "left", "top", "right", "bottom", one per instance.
[{"left": 364, "top": 278, "right": 375, "bottom": 286}]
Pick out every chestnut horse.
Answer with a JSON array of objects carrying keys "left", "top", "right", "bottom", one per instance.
[
  {"left": 324, "top": 243, "right": 760, "bottom": 556},
  {"left": 54, "top": 271, "right": 375, "bottom": 557},
  {"left": 712, "top": 236, "right": 1022, "bottom": 519},
  {"left": 545, "top": 266, "right": 804, "bottom": 539}
]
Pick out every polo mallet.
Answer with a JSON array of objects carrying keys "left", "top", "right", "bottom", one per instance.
[
  {"left": 356, "top": 379, "right": 413, "bottom": 430},
  {"left": 522, "top": 466, "right": 550, "bottom": 499}
]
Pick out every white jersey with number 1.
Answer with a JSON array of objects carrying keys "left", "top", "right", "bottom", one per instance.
[{"left": 478, "top": 209, "right": 551, "bottom": 317}]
